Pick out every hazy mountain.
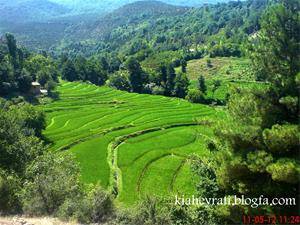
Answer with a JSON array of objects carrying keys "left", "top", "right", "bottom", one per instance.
[
  {"left": 0, "top": 0, "right": 69, "bottom": 23},
  {"left": 67, "top": 1, "right": 189, "bottom": 41},
  {"left": 0, "top": 0, "right": 244, "bottom": 50},
  {"left": 0, "top": 0, "right": 240, "bottom": 24},
  {"left": 49, "top": 0, "right": 236, "bottom": 15}
]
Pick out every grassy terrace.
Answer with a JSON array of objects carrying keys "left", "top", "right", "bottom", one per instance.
[
  {"left": 177, "top": 57, "right": 268, "bottom": 101},
  {"left": 41, "top": 81, "right": 225, "bottom": 205}
]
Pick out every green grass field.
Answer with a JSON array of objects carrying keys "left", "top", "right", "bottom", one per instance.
[
  {"left": 177, "top": 57, "right": 268, "bottom": 101},
  {"left": 41, "top": 81, "right": 225, "bottom": 206}
]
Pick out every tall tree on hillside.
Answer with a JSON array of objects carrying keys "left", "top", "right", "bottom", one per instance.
[
  {"left": 17, "top": 69, "right": 32, "bottom": 93},
  {"left": 165, "top": 64, "right": 176, "bottom": 96},
  {"left": 125, "top": 57, "right": 147, "bottom": 93},
  {"left": 212, "top": 0, "right": 300, "bottom": 220},
  {"left": 5, "top": 34, "right": 17, "bottom": 65},
  {"left": 100, "top": 57, "right": 109, "bottom": 72},
  {"left": 158, "top": 64, "right": 168, "bottom": 86},
  {"left": 62, "top": 60, "right": 78, "bottom": 82},
  {"left": 198, "top": 75, "right": 207, "bottom": 94},
  {"left": 181, "top": 59, "right": 187, "bottom": 73},
  {"left": 173, "top": 72, "right": 189, "bottom": 98},
  {"left": 211, "top": 79, "right": 221, "bottom": 98},
  {"left": 85, "top": 60, "right": 107, "bottom": 86}
]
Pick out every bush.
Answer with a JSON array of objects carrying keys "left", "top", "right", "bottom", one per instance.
[
  {"left": 21, "top": 153, "right": 82, "bottom": 216},
  {"left": 0, "top": 169, "right": 22, "bottom": 214},
  {"left": 263, "top": 125, "right": 299, "bottom": 155},
  {"left": 58, "top": 184, "right": 114, "bottom": 224},
  {"left": 116, "top": 196, "right": 171, "bottom": 225},
  {"left": 151, "top": 85, "right": 165, "bottom": 95},
  {"left": 0, "top": 104, "right": 45, "bottom": 174},
  {"left": 266, "top": 159, "right": 300, "bottom": 184},
  {"left": 185, "top": 89, "right": 206, "bottom": 103},
  {"left": 108, "top": 71, "right": 131, "bottom": 91}
]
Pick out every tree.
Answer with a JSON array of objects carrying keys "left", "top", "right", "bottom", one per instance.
[
  {"left": 165, "top": 64, "right": 176, "bottom": 96},
  {"left": 17, "top": 69, "right": 32, "bottom": 93},
  {"left": 186, "top": 89, "right": 206, "bottom": 103},
  {"left": 198, "top": 75, "right": 207, "bottom": 94},
  {"left": 85, "top": 60, "right": 107, "bottom": 86},
  {"left": 100, "top": 57, "right": 109, "bottom": 72},
  {"left": 5, "top": 33, "right": 18, "bottom": 68},
  {"left": 0, "top": 169, "right": 21, "bottom": 213},
  {"left": 0, "top": 57, "right": 14, "bottom": 95},
  {"left": 125, "top": 57, "right": 147, "bottom": 93},
  {"left": 173, "top": 72, "right": 189, "bottom": 98},
  {"left": 21, "top": 152, "right": 82, "bottom": 215},
  {"left": 214, "top": 0, "right": 300, "bottom": 218},
  {"left": 62, "top": 60, "right": 78, "bottom": 82},
  {"left": 248, "top": 0, "right": 300, "bottom": 94},
  {"left": 0, "top": 102, "right": 45, "bottom": 175},
  {"left": 181, "top": 59, "right": 187, "bottom": 73},
  {"left": 158, "top": 64, "right": 168, "bottom": 86},
  {"left": 211, "top": 79, "right": 221, "bottom": 98},
  {"left": 108, "top": 71, "right": 131, "bottom": 91},
  {"left": 37, "top": 69, "right": 51, "bottom": 86},
  {"left": 74, "top": 56, "right": 88, "bottom": 80}
]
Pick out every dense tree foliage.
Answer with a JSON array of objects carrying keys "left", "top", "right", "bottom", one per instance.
[
  {"left": 0, "top": 99, "right": 115, "bottom": 223},
  {"left": 0, "top": 34, "right": 58, "bottom": 96},
  {"left": 53, "top": 0, "right": 269, "bottom": 60},
  {"left": 211, "top": 0, "right": 300, "bottom": 219},
  {"left": 198, "top": 75, "right": 207, "bottom": 94}
]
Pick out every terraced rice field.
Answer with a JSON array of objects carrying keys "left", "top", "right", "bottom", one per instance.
[{"left": 42, "top": 81, "right": 224, "bottom": 205}]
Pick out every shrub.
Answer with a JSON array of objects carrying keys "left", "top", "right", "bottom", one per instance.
[
  {"left": 21, "top": 153, "right": 82, "bottom": 216},
  {"left": 152, "top": 85, "right": 165, "bottom": 95},
  {"left": 246, "top": 150, "right": 273, "bottom": 173},
  {"left": 266, "top": 159, "right": 300, "bottom": 184},
  {"left": 0, "top": 104, "right": 45, "bottom": 174},
  {"left": 263, "top": 125, "right": 299, "bottom": 155},
  {"left": 58, "top": 184, "right": 114, "bottom": 224},
  {"left": 0, "top": 169, "right": 22, "bottom": 214},
  {"left": 116, "top": 196, "right": 171, "bottom": 225},
  {"left": 185, "top": 89, "right": 206, "bottom": 103},
  {"left": 108, "top": 71, "right": 131, "bottom": 91}
]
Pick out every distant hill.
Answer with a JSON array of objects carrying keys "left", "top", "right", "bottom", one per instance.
[
  {"left": 0, "top": 0, "right": 69, "bottom": 23},
  {"left": 49, "top": 0, "right": 238, "bottom": 15},
  {"left": 3, "top": 1, "right": 189, "bottom": 49},
  {"left": 66, "top": 1, "right": 189, "bottom": 41},
  {"left": 0, "top": 0, "right": 241, "bottom": 25},
  {"left": 0, "top": 0, "right": 262, "bottom": 53}
]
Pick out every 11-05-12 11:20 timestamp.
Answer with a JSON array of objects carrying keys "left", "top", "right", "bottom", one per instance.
[{"left": 242, "top": 215, "right": 300, "bottom": 224}]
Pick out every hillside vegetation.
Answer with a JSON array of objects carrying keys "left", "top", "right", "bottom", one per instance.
[{"left": 0, "top": 0, "right": 299, "bottom": 224}]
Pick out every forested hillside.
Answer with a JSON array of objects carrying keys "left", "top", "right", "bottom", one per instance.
[
  {"left": 1, "top": 0, "right": 267, "bottom": 55},
  {"left": 54, "top": 0, "right": 268, "bottom": 58},
  {"left": 0, "top": 0, "right": 69, "bottom": 23},
  {"left": 49, "top": 0, "right": 235, "bottom": 15}
]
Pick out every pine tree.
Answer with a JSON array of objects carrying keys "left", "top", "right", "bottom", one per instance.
[
  {"left": 165, "top": 64, "right": 176, "bottom": 96},
  {"left": 62, "top": 60, "right": 78, "bottom": 82},
  {"left": 181, "top": 59, "right": 187, "bottom": 73},
  {"left": 213, "top": 0, "right": 300, "bottom": 218},
  {"left": 173, "top": 72, "right": 189, "bottom": 98},
  {"left": 125, "top": 57, "right": 147, "bottom": 93},
  {"left": 198, "top": 75, "right": 207, "bottom": 94}
]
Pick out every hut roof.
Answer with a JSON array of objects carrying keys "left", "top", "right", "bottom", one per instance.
[{"left": 31, "top": 82, "right": 41, "bottom": 86}]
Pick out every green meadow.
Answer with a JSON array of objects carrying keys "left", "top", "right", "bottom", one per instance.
[
  {"left": 42, "top": 81, "right": 225, "bottom": 205},
  {"left": 178, "top": 57, "right": 268, "bottom": 101}
]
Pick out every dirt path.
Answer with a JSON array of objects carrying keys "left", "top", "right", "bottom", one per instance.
[{"left": 0, "top": 217, "right": 78, "bottom": 225}]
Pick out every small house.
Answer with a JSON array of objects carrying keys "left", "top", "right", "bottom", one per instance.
[
  {"left": 30, "top": 82, "right": 41, "bottom": 95},
  {"left": 40, "top": 89, "right": 48, "bottom": 96}
]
